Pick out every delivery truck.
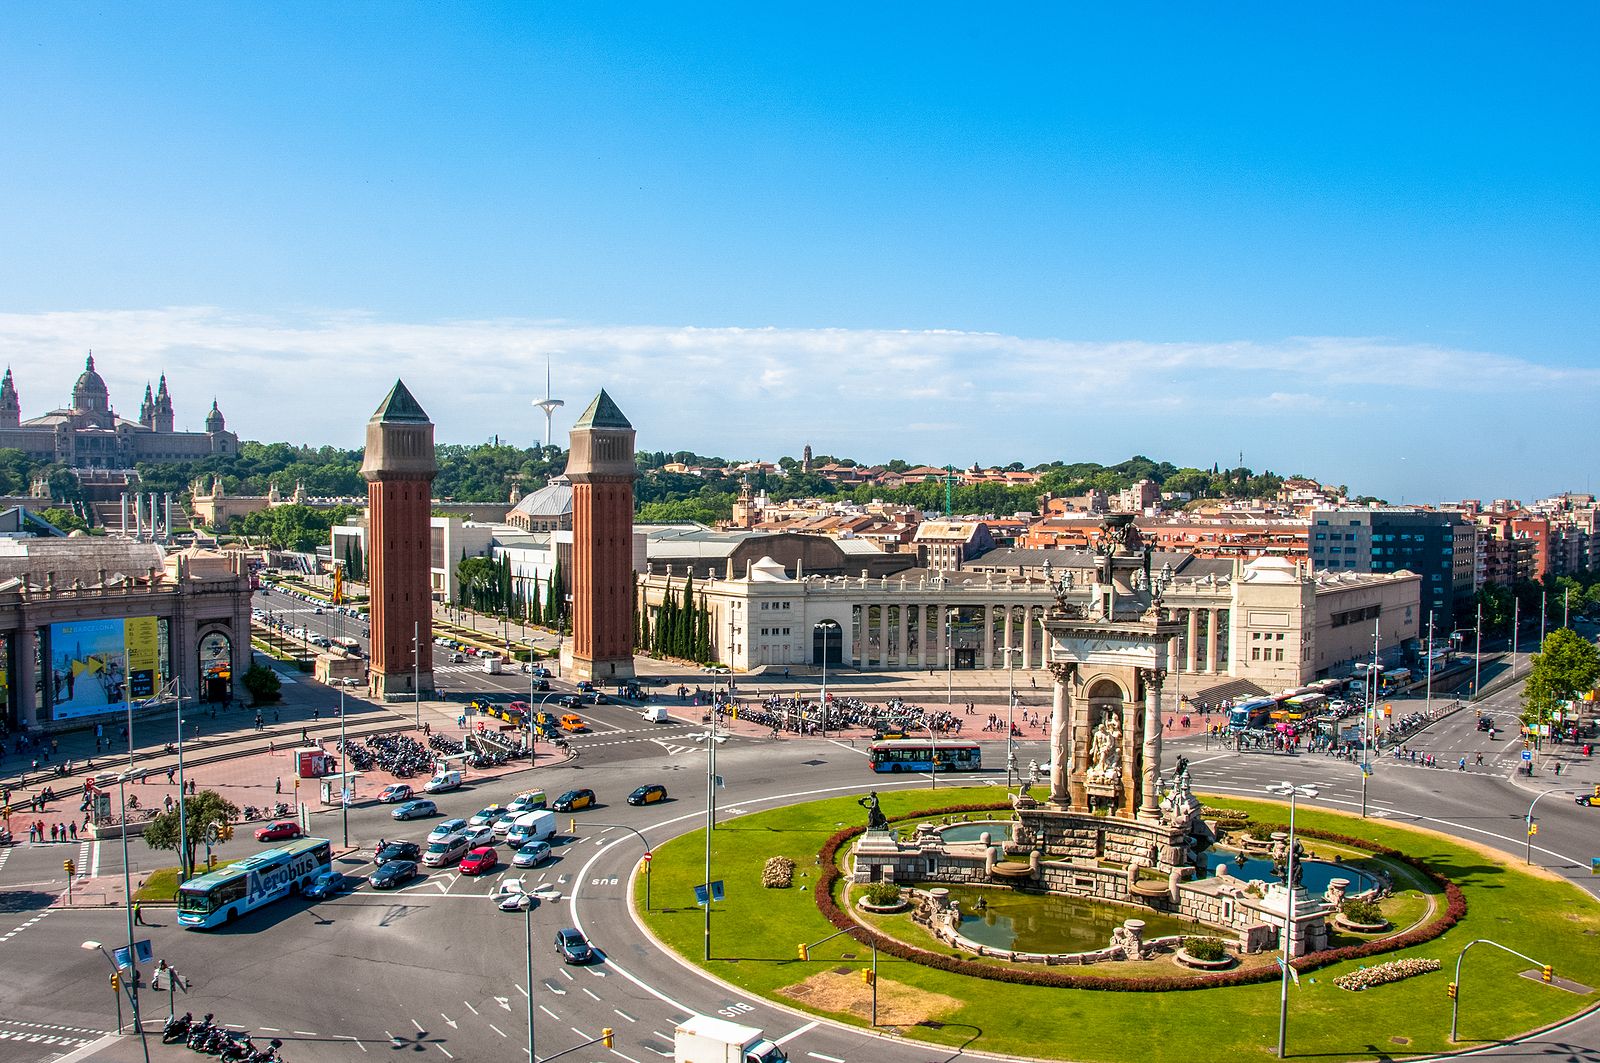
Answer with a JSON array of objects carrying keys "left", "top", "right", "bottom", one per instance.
[{"left": 674, "top": 1016, "right": 788, "bottom": 1063}]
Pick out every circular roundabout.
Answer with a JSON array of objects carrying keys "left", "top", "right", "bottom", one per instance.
[{"left": 633, "top": 783, "right": 1600, "bottom": 1063}]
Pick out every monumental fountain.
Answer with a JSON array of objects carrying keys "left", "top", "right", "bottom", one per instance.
[{"left": 851, "top": 516, "right": 1355, "bottom": 963}]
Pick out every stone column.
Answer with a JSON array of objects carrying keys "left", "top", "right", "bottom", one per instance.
[
  {"left": 1002, "top": 606, "right": 1014, "bottom": 665},
  {"left": 876, "top": 605, "right": 888, "bottom": 669},
  {"left": 982, "top": 604, "right": 994, "bottom": 669},
  {"left": 1048, "top": 662, "right": 1075, "bottom": 807},
  {"left": 1022, "top": 607, "right": 1034, "bottom": 670},
  {"left": 1208, "top": 609, "right": 1222, "bottom": 674},
  {"left": 15, "top": 623, "right": 37, "bottom": 728},
  {"left": 896, "top": 603, "right": 909, "bottom": 669},
  {"left": 1186, "top": 609, "right": 1199, "bottom": 672},
  {"left": 1139, "top": 668, "right": 1166, "bottom": 820},
  {"left": 120, "top": 493, "right": 129, "bottom": 536}
]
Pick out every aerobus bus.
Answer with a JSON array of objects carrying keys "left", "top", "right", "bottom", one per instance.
[
  {"left": 1275, "top": 693, "right": 1328, "bottom": 722},
  {"left": 867, "top": 739, "right": 983, "bottom": 774},
  {"left": 176, "top": 836, "right": 332, "bottom": 929},
  {"left": 1227, "top": 698, "right": 1277, "bottom": 731}
]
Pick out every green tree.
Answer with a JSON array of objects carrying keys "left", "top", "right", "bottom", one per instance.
[
  {"left": 456, "top": 556, "right": 499, "bottom": 611},
  {"left": 1522, "top": 627, "right": 1600, "bottom": 727},
  {"left": 36, "top": 506, "right": 88, "bottom": 533},
  {"left": 241, "top": 662, "right": 282, "bottom": 705},
  {"left": 143, "top": 789, "right": 239, "bottom": 879}
]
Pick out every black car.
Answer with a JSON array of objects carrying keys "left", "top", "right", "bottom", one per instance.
[
  {"left": 377, "top": 841, "right": 422, "bottom": 863},
  {"left": 368, "top": 859, "right": 418, "bottom": 890},
  {"left": 627, "top": 784, "right": 667, "bottom": 806},
  {"left": 532, "top": 678, "right": 551, "bottom": 692},
  {"left": 1577, "top": 793, "right": 1599, "bottom": 808},
  {"left": 1476, "top": 716, "right": 1492, "bottom": 732},
  {"left": 558, "top": 694, "right": 583, "bottom": 709},
  {"left": 552, "top": 788, "right": 596, "bottom": 812},
  {"left": 555, "top": 927, "right": 594, "bottom": 964}
]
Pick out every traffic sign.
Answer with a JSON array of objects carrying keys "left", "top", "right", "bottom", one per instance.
[
  {"left": 113, "top": 939, "right": 154, "bottom": 969},
  {"left": 642, "top": 852, "right": 652, "bottom": 863},
  {"left": 1521, "top": 750, "right": 1534, "bottom": 762}
]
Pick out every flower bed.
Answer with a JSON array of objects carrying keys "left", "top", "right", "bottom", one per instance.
[
  {"left": 816, "top": 807, "right": 1467, "bottom": 992},
  {"left": 1333, "top": 957, "right": 1441, "bottom": 991}
]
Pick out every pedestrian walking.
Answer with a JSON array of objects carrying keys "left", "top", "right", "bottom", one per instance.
[
  {"left": 1554, "top": 761, "right": 1562, "bottom": 776},
  {"left": 167, "top": 767, "right": 176, "bottom": 785},
  {"left": 69, "top": 821, "right": 77, "bottom": 840},
  {"left": 134, "top": 902, "right": 147, "bottom": 926},
  {"left": 275, "top": 778, "right": 281, "bottom": 794}
]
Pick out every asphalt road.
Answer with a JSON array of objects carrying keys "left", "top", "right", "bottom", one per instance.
[{"left": 2, "top": 640, "right": 1597, "bottom": 1061}]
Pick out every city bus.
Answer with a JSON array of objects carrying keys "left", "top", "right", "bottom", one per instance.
[
  {"left": 868, "top": 739, "right": 983, "bottom": 773},
  {"left": 1227, "top": 698, "right": 1277, "bottom": 731},
  {"left": 1275, "top": 693, "right": 1327, "bottom": 721},
  {"left": 176, "top": 836, "right": 332, "bottom": 929}
]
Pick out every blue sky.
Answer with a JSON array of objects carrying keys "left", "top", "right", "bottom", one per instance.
[{"left": 2, "top": 4, "right": 1595, "bottom": 501}]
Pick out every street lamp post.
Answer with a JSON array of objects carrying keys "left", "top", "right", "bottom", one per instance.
[
  {"left": 339, "top": 687, "right": 349, "bottom": 849},
  {"left": 693, "top": 727, "right": 728, "bottom": 961},
  {"left": 1473, "top": 603, "right": 1482, "bottom": 701},
  {"left": 1265, "top": 781, "right": 1318, "bottom": 1060},
  {"left": 1002, "top": 644, "right": 1020, "bottom": 792},
  {"left": 1424, "top": 618, "right": 1435, "bottom": 717},
  {"left": 413, "top": 620, "right": 421, "bottom": 730},
  {"left": 115, "top": 775, "right": 152, "bottom": 1063},
  {"left": 175, "top": 677, "right": 188, "bottom": 878}
]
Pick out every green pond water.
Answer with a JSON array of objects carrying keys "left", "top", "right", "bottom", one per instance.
[
  {"left": 938, "top": 822, "right": 1013, "bottom": 843},
  {"left": 914, "top": 883, "right": 1211, "bottom": 954}
]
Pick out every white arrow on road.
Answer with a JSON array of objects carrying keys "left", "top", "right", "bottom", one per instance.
[
  {"left": 441, "top": 1014, "right": 457, "bottom": 1030},
  {"left": 494, "top": 996, "right": 511, "bottom": 1012}
]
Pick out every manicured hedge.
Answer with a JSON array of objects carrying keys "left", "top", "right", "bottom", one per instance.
[{"left": 816, "top": 806, "right": 1467, "bottom": 992}]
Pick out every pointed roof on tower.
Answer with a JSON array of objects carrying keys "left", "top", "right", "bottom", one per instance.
[
  {"left": 370, "top": 379, "right": 431, "bottom": 424},
  {"left": 572, "top": 389, "right": 631, "bottom": 430},
  {"left": 0, "top": 367, "right": 16, "bottom": 401}
]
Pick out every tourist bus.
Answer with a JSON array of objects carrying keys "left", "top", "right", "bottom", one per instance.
[
  {"left": 176, "top": 836, "right": 332, "bottom": 929},
  {"left": 1275, "top": 693, "right": 1328, "bottom": 721},
  {"left": 1227, "top": 698, "right": 1276, "bottom": 731},
  {"left": 868, "top": 739, "right": 983, "bottom": 773}
]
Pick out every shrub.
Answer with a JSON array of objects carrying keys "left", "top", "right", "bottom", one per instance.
[
  {"left": 762, "top": 856, "right": 796, "bottom": 889},
  {"left": 1333, "top": 957, "right": 1440, "bottom": 991},
  {"left": 1182, "top": 937, "right": 1227, "bottom": 962},
  {"left": 1341, "top": 898, "right": 1383, "bottom": 925},
  {"left": 862, "top": 882, "right": 901, "bottom": 906}
]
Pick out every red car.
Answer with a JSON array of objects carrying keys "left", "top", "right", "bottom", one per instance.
[
  {"left": 459, "top": 846, "right": 499, "bottom": 876},
  {"left": 255, "top": 820, "right": 302, "bottom": 842}
]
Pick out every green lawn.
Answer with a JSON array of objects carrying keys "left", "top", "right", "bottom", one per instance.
[
  {"left": 134, "top": 860, "right": 237, "bottom": 902},
  {"left": 636, "top": 787, "right": 1600, "bottom": 1063}
]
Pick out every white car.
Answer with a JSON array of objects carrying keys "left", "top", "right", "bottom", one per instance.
[{"left": 494, "top": 879, "right": 535, "bottom": 912}]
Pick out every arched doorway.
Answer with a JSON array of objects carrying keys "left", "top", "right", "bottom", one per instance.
[
  {"left": 199, "top": 631, "right": 233, "bottom": 704},
  {"left": 812, "top": 619, "right": 843, "bottom": 666}
]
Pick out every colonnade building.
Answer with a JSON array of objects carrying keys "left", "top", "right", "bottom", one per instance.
[{"left": 638, "top": 545, "right": 1420, "bottom": 698}]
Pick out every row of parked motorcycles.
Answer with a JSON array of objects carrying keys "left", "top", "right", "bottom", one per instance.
[
  {"left": 163, "top": 1012, "right": 284, "bottom": 1061},
  {"left": 238, "top": 803, "right": 293, "bottom": 822}
]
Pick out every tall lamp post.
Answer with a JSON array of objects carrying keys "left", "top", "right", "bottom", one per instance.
[
  {"left": 115, "top": 773, "right": 153, "bottom": 1063},
  {"left": 485, "top": 890, "right": 536, "bottom": 1063},
  {"left": 412, "top": 621, "right": 421, "bottom": 730},
  {"left": 1265, "top": 781, "right": 1318, "bottom": 1060},
  {"left": 693, "top": 726, "right": 728, "bottom": 961},
  {"left": 1424, "top": 617, "right": 1435, "bottom": 717},
  {"left": 1002, "top": 644, "right": 1020, "bottom": 792}
]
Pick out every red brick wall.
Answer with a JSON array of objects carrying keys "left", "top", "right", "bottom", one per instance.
[
  {"left": 368, "top": 475, "right": 433, "bottom": 681},
  {"left": 572, "top": 478, "right": 634, "bottom": 668}
]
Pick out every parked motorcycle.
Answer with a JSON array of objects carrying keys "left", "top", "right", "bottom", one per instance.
[
  {"left": 162, "top": 1011, "right": 193, "bottom": 1043},
  {"left": 185, "top": 1013, "right": 216, "bottom": 1050}
]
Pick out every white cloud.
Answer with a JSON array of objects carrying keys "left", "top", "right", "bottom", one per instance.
[{"left": 1, "top": 307, "right": 1590, "bottom": 495}]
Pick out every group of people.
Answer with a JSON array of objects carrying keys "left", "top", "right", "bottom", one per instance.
[{"left": 24, "top": 819, "right": 79, "bottom": 843}]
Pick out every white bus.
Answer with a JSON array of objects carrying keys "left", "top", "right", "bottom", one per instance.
[{"left": 177, "top": 837, "right": 332, "bottom": 929}]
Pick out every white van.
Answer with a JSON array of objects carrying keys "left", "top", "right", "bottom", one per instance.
[
  {"left": 424, "top": 770, "right": 463, "bottom": 794},
  {"left": 482, "top": 655, "right": 503, "bottom": 675},
  {"left": 506, "top": 810, "right": 556, "bottom": 847},
  {"left": 505, "top": 790, "right": 547, "bottom": 815},
  {"left": 642, "top": 706, "right": 671, "bottom": 724}
]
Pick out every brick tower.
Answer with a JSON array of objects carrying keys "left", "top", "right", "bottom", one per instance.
[
  {"left": 565, "top": 389, "right": 636, "bottom": 682},
  {"left": 361, "top": 380, "right": 437, "bottom": 699}
]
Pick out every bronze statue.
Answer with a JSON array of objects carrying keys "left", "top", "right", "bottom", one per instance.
[{"left": 859, "top": 791, "right": 889, "bottom": 831}]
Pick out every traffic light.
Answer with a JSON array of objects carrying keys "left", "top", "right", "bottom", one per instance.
[
  {"left": 1447, "top": 981, "right": 1457, "bottom": 999},
  {"left": 569, "top": 818, "right": 576, "bottom": 834},
  {"left": 798, "top": 944, "right": 809, "bottom": 961},
  {"left": 1528, "top": 823, "right": 1539, "bottom": 837},
  {"left": 1543, "top": 965, "right": 1554, "bottom": 983},
  {"left": 109, "top": 972, "right": 119, "bottom": 992},
  {"left": 861, "top": 969, "right": 875, "bottom": 986},
  {"left": 219, "top": 822, "right": 234, "bottom": 842},
  {"left": 1593, "top": 784, "right": 1599, "bottom": 799},
  {"left": 601, "top": 1029, "right": 614, "bottom": 1049},
  {"left": 64, "top": 860, "right": 75, "bottom": 877}
]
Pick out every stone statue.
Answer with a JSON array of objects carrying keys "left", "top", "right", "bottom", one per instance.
[
  {"left": 1087, "top": 711, "right": 1122, "bottom": 785},
  {"left": 859, "top": 791, "right": 889, "bottom": 832},
  {"left": 1173, "top": 754, "right": 1190, "bottom": 783}
]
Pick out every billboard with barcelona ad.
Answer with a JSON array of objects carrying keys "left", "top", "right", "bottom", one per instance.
[{"left": 48, "top": 617, "right": 161, "bottom": 721}]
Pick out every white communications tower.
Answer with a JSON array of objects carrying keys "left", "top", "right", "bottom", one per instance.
[{"left": 533, "top": 357, "right": 564, "bottom": 447}]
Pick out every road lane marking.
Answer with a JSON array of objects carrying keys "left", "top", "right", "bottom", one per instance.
[
  {"left": 336, "top": 1035, "right": 367, "bottom": 1052},
  {"left": 516, "top": 983, "right": 528, "bottom": 997},
  {"left": 436, "top": 1045, "right": 454, "bottom": 1058},
  {"left": 807, "top": 1053, "right": 845, "bottom": 1062},
  {"left": 613, "top": 1010, "right": 635, "bottom": 1023},
  {"left": 462, "top": 1001, "right": 478, "bottom": 1015},
  {"left": 775, "top": 1021, "right": 818, "bottom": 1044},
  {"left": 488, "top": 1024, "right": 506, "bottom": 1038},
  {"left": 611, "top": 1051, "right": 643, "bottom": 1063},
  {"left": 411, "top": 1019, "right": 425, "bottom": 1032},
  {"left": 582, "top": 987, "right": 601, "bottom": 1001},
  {"left": 540, "top": 1006, "right": 561, "bottom": 1021}
]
